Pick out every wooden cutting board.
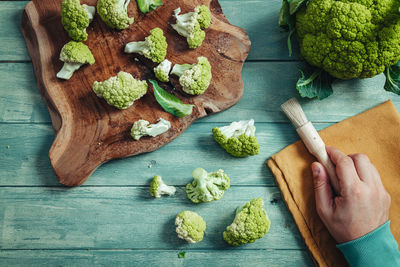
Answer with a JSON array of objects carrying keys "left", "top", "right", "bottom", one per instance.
[{"left": 21, "top": 0, "right": 251, "bottom": 186}]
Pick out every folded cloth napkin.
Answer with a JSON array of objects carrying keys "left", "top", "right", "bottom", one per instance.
[{"left": 267, "top": 100, "right": 400, "bottom": 267}]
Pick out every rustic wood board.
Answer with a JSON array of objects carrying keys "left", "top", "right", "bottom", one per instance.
[{"left": 20, "top": 0, "right": 251, "bottom": 186}]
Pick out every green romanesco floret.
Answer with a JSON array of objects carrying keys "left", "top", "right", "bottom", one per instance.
[
  {"left": 175, "top": 211, "right": 206, "bottom": 243},
  {"left": 212, "top": 119, "right": 260, "bottom": 157},
  {"left": 61, "top": 0, "right": 96, "bottom": 41},
  {"left": 136, "top": 0, "right": 163, "bottom": 13},
  {"left": 186, "top": 167, "right": 230, "bottom": 204},
  {"left": 296, "top": 0, "right": 400, "bottom": 80},
  {"left": 170, "top": 56, "right": 212, "bottom": 95},
  {"left": 223, "top": 198, "right": 271, "bottom": 246},
  {"left": 171, "top": 5, "right": 211, "bottom": 49},
  {"left": 149, "top": 175, "right": 176, "bottom": 198},
  {"left": 97, "top": 0, "right": 134, "bottom": 30},
  {"left": 131, "top": 118, "right": 171, "bottom": 140},
  {"left": 93, "top": 71, "right": 148, "bottom": 109},
  {"left": 124, "top": 27, "right": 167, "bottom": 63},
  {"left": 154, "top": 59, "right": 172, "bottom": 82},
  {"left": 57, "top": 41, "right": 95, "bottom": 80}
]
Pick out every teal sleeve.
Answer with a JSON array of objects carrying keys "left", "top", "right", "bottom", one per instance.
[{"left": 337, "top": 221, "right": 400, "bottom": 267}]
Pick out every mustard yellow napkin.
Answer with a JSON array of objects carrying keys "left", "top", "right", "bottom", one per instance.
[{"left": 267, "top": 100, "right": 400, "bottom": 267}]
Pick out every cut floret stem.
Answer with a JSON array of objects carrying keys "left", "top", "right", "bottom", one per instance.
[
  {"left": 124, "top": 41, "right": 147, "bottom": 54},
  {"left": 83, "top": 4, "right": 96, "bottom": 23},
  {"left": 171, "top": 64, "right": 194, "bottom": 77},
  {"left": 56, "top": 62, "right": 83, "bottom": 80}
]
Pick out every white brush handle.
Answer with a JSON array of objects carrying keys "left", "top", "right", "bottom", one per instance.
[{"left": 297, "top": 122, "right": 340, "bottom": 194}]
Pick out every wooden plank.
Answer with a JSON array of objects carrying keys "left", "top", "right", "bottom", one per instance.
[
  {"left": 0, "top": 186, "right": 306, "bottom": 250},
  {"left": 1, "top": 62, "right": 399, "bottom": 124},
  {"left": 1, "top": 0, "right": 292, "bottom": 62},
  {"left": 0, "top": 249, "right": 313, "bottom": 266},
  {"left": 0, "top": 122, "right": 318, "bottom": 186}
]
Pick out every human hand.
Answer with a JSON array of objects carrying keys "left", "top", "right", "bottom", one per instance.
[{"left": 311, "top": 146, "right": 391, "bottom": 244}]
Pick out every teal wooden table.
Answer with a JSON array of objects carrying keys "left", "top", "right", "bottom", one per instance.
[{"left": 1, "top": 0, "right": 400, "bottom": 266}]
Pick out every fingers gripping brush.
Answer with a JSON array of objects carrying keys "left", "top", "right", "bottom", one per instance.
[{"left": 281, "top": 98, "right": 340, "bottom": 194}]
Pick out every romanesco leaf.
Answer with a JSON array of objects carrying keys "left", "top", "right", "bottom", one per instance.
[{"left": 296, "top": 65, "right": 334, "bottom": 100}]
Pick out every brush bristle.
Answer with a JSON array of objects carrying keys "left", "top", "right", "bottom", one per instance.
[{"left": 281, "top": 98, "right": 308, "bottom": 128}]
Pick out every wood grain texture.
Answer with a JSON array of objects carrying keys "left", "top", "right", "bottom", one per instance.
[{"left": 21, "top": 0, "right": 251, "bottom": 186}]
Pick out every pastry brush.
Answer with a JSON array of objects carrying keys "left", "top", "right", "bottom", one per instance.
[{"left": 281, "top": 98, "right": 340, "bottom": 194}]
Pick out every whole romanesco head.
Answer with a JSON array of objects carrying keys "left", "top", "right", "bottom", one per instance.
[
  {"left": 97, "top": 0, "right": 134, "bottom": 30},
  {"left": 149, "top": 175, "right": 176, "bottom": 198},
  {"left": 186, "top": 167, "right": 230, "bottom": 203},
  {"left": 171, "top": 5, "right": 211, "bottom": 49},
  {"left": 296, "top": 0, "right": 400, "bottom": 80},
  {"left": 154, "top": 59, "right": 172, "bottom": 82},
  {"left": 170, "top": 56, "right": 212, "bottom": 95},
  {"left": 57, "top": 41, "right": 95, "bottom": 80},
  {"left": 212, "top": 119, "right": 260, "bottom": 158},
  {"left": 124, "top": 27, "right": 168, "bottom": 63},
  {"left": 93, "top": 71, "right": 148, "bottom": 109},
  {"left": 223, "top": 198, "right": 271, "bottom": 246},
  {"left": 175, "top": 211, "right": 206, "bottom": 243}
]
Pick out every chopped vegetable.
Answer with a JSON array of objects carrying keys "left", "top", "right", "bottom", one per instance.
[
  {"left": 223, "top": 198, "right": 271, "bottom": 246},
  {"left": 149, "top": 175, "right": 176, "bottom": 198},
  {"left": 56, "top": 41, "right": 95, "bottom": 80},
  {"left": 186, "top": 167, "right": 230, "bottom": 204},
  {"left": 97, "top": 0, "right": 134, "bottom": 30},
  {"left": 170, "top": 56, "right": 212, "bottom": 95},
  {"left": 124, "top": 27, "right": 167, "bottom": 63},
  {"left": 149, "top": 80, "right": 194, "bottom": 118},
  {"left": 61, "top": 0, "right": 96, "bottom": 41},
  {"left": 171, "top": 5, "right": 211, "bottom": 49},
  {"left": 175, "top": 211, "right": 206, "bottom": 243},
  {"left": 154, "top": 59, "right": 172, "bottom": 83},
  {"left": 212, "top": 119, "right": 260, "bottom": 157},
  {"left": 136, "top": 0, "right": 162, "bottom": 13},
  {"left": 131, "top": 118, "right": 171, "bottom": 140},
  {"left": 93, "top": 71, "right": 147, "bottom": 109}
]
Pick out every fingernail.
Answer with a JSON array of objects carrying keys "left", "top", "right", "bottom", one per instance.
[{"left": 312, "top": 164, "right": 320, "bottom": 177}]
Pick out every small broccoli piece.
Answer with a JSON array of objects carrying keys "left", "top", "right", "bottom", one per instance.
[
  {"left": 154, "top": 59, "right": 172, "bottom": 82},
  {"left": 56, "top": 41, "right": 95, "bottom": 80},
  {"left": 223, "top": 198, "right": 271, "bottom": 246},
  {"left": 97, "top": 0, "right": 134, "bottom": 30},
  {"left": 149, "top": 175, "right": 176, "bottom": 198},
  {"left": 171, "top": 5, "right": 211, "bottom": 49},
  {"left": 61, "top": 0, "right": 96, "bottom": 41},
  {"left": 186, "top": 167, "right": 230, "bottom": 204},
  {"left": 175, "top": 211, "right": 206, "bottom": 243},
  {"left": 212, "top": 119, "right": 260, "bottom": 157},
  {"left": 170, "top": 56, "right": 212, "bottom": 95},
  {"left": 93, "top": 71, "right": 147, "bottom": 109},
  {"left": 131, "top": 118, "right": 171, "bottom": 140},
  {"left": 124, "top": 27, "right": 167, "bottom": 63},
  {"left": 136, "top": 0, "right": 162, "bottom": 13}
]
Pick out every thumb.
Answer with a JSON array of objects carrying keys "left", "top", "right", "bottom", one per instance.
[{"left": 312, "top": 162, "right": 334, "bottom": 219}]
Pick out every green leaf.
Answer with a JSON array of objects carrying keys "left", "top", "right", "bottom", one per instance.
[
  {"left": 384, "top": 61, "right": 400, "bottom": 95},
  {"left": 178, "top": 251, "right": 186, "bottom": 258},
  {"left": 288, "top": 0, "right": 308, "bottom": 15},
  {"left": 136, "top": 0, "right": 163, "bottom": 13},
  {"left": 149, "top": 80, "right": 194, "bottom": 118},
  {"left": 296, "top": 66, "right": 334, "bottom": 100}
]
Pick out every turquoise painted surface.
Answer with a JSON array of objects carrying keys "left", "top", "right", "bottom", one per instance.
[{"left": 0, "top": 0, "right": 398, "bottom": 266}]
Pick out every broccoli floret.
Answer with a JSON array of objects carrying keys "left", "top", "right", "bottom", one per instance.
[
  {"left": 223, "top": 198, "right": 271, "bottom": 246},
  {"left": 56, "top": 41, "right": 95, "bottom": 80},
  {"left": 136, "top": 0, "right": 162, "bottom": 13},
  {"left": 93, "top": 71, "right": 147, "bottom": 109},
  {"left": 124, "top": 27, "right": 167, "bottom": 63},
  {"left": 61, "top": 0, "right": 96, "bottom": 41},
  {"left": 212, "top": 119, "right": 260, "bottom": 157},
  {"left": 175, "top": 211, "right": 206, "bottom": 243},
  {"left": 149, "top": 175, "right": 176, "bottom": 198},
  {"left": 154, "top": 59, "right": 172, "bottom": 82},
  {"left": 171, "top": 5, "right": 211, "bottom": 49},
  {"left": 131, "top": 118, "right": 171, "bottom": 140},
  {"left": 186, "top": 167, "right": 230, "bottom": 204},
  {"left": 170, "top": 56, "right": 212, "bottom": 95},
  {"left": 97, "top": 0, "right": 134, "bottom": 30}
]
